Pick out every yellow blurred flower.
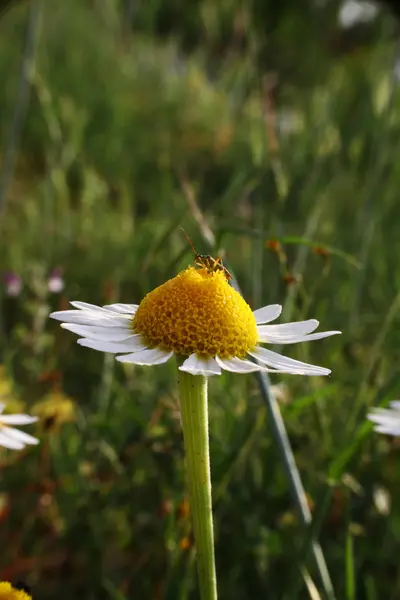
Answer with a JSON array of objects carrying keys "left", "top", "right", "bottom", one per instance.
[
  {"left": 0, "top": 581, "right": 31, "bottom": 599},
  {"left": 33, "top": 390, "right": 76, "bottom": 430},
  {"left": 213, "top": 124, "right": 234, "bottom": 154},
  {"left": 0, "top": 366, "right": 24, "bottom": 413}
]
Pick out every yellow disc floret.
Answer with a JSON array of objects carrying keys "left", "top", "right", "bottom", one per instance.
[
  {"left": 0, "top": 582, "right": 31, "bottom": 600},
  {"left": 133, "top": 266, "right": 258, "bottom": 358}
]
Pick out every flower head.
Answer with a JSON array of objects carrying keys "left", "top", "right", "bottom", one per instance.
[
  {"left": 48, "top": 268, "right": 64, "bottom": 294},
  {"left": 338, "top": 0, "right": 378, "bottom": 29},
  {"left": 50, "top": 266, "right": 340, "bottom": 377},
  {"left": 0, "top": 581, "right": 31, "bottom": 599},
  {"left": 33, "top": 390, "right": 76, "bottom": 430},
  {"left": 368, "top": 401, "right": 400, "bottom": 436},
  {"left": 3, "top": 272, "right": 22, "bottom": 298},
  {"left": 134, "top": 267, "right": 258, "bottom": 358},
  {"left": 0, "top": 404, "right": 38, "bottom": 450}
]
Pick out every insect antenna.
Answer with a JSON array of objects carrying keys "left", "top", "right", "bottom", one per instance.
[{"left": 180, "top": 227, "right": 200, "bottom": 259}]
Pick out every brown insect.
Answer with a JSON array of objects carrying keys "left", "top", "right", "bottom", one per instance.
[{"left": 181, "top": 228, "right": 232, "bottom": 280}]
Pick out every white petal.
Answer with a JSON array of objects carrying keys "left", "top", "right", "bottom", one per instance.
[
  {"left": 291, "top": 330, "right": 341, "bottom": 343},
  {"left": 102, "top": 303, "right": 139, "bottom": 314},
  {"left": 1, "top": 426, "right": 39, "bottom": 445},
  {"left": 0, "top": 415, "right": 38, "bottom": 425},
  {"left": 116, "top": 348, "right": 174, "bottom": 365},
  {"left": 50, "top": 310, "right": 129, "bottom": 327},
  {"left": 368, "top": 413, "right": 400, "bottom": 429},
  {"left": 78, "top": 336, "right": 148, "bottom": 354},
  {"left": 249, "top": 346, "right": 331, "bottom": 376},
  {"left": 61, "top": 323, "right": 133, "bottom": 341},
  {"left": 258, "top": 330, "right": 342, "bottom": 344},
  {"left": 179, "top": 354, "right": 221, "bottom": 376},
  {"left": 257, "top": 319, "right": 319, "bottom": 339},
  {"left": 374, "top": 425, "right": 400, "bottom": 436},
  {"left": 368, "top": 404, "right": 400, "bottom": 435},
  {"left": 253, "top": 305, "right": 282, "bottom": 324},
  {"left": 70, "top": 301, "right": 113, "bottom": 313},
  {"left": 0, "top": 433, "right": 24, "bottom": 450},
  {"left": 215, "top": 356, "right": 265, "bottom": 373},
  {"left": 368, "top": 404, "right": 400, "bottom": 436}
]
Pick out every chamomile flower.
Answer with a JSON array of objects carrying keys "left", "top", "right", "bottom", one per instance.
[
  {"left": 368, "top": 401, "right": 400, "bottom": 436},
  {"left": 50, "top": 264, "right": 341, "bottom": 598},
  {"left": 0, "top": 404, "right": 38, "bottom": 450},
  {"left": 50, "top": 266, "right": 340, "bottom": 376}
]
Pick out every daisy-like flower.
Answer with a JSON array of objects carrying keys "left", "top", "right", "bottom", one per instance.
[
  {"left": 0, "top": 404, "right": 39, "bottom": 450},
  {"left": 50, "top": 266, "right": 340, "bottom": 377},
  {"left": 0, "top": 581, "right": 31, "bottom": 599},
  {"left": 368, "top": 401, "right": 400, "bottom": 436}
]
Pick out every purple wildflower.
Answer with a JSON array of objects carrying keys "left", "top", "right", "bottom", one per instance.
[
  {"left": 3, "top": 272, "right": 22, "bottom": 297},
  {"left": 48, "top": 268, "right": 65, "bottom": 294}
]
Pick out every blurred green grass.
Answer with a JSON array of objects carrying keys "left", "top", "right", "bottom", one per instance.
[{"left": 1, "top": 0, "right": 400, "bottom": 598}]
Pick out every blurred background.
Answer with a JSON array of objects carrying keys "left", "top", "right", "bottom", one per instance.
[{"left": 1, "top": 0, "right": 400, "bottom": 598}]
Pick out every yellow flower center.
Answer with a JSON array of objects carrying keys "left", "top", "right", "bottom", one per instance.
[
  {"left": 0, "top": 582, "right": 31, "bottom": 600},
  {"left": 133, "top": 266, "right": 258, "bottom": 358}
]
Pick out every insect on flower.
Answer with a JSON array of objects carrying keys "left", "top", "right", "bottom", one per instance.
[
  {"left": 181, "top": 228, "right": 232, "bottom": 280},
  {"left": 50, "top": 240, "right": 341, "bottom": 376}
]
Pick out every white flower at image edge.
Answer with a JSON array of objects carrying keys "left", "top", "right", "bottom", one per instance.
[
  {"left": 0, "top": 403, "right": 39, "bottom": 450},
  {"left": 368, "top": 401, "right": 400, "bottom": 436},
  {"left": 50, "top": 266, "right": 341, "bottom": 377}
]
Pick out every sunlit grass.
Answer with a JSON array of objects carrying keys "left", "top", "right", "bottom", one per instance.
[{"left": 1, "top": 1, "right": 400, "bottom": 598}]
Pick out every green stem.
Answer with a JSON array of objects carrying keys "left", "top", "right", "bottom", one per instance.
[{"left": 178, "top": 369, "right": 217, "bottom": 600}]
